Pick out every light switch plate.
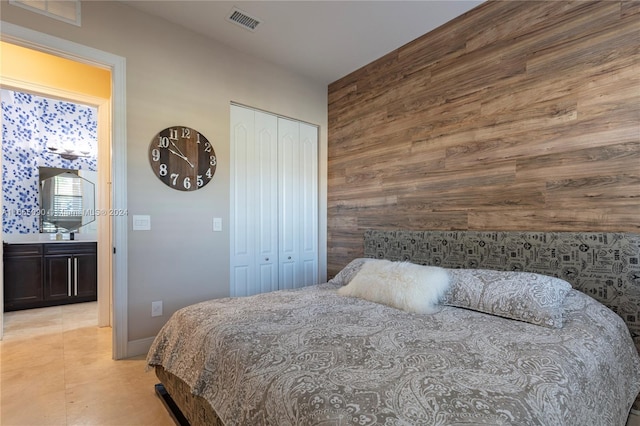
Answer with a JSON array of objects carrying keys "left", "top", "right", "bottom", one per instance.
[
  {"left": 133, "top": 215, "right": 151, "bottom": 231},
  {"left": 151, "top": 300, "right": 162, "bottom": 317},
  {"left": 213, "top": 217, "right": 222, "bottom": 232}
]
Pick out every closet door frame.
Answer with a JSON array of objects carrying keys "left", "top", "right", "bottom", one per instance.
[{"left": 230, "top": 103, "right": 319, "bottom": 296}]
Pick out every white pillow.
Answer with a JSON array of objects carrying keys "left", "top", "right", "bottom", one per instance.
[{"left": 337, "top": 260, "right": 450, "bottom": 314}]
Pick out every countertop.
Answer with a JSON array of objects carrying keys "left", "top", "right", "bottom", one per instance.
[{"left": 3, "top": 234, "right": 98, "bottom": 244}]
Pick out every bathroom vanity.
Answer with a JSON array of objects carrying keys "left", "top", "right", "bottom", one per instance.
[
  {"left": 3, "top": 241, "right": 97, "bottom": 311},
  {"left": 3, "top": 167, "right": 99, "bottom": 311}
]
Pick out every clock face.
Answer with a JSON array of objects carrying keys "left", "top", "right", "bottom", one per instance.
[{"left": 148, "top": 126, "right": 217, "bottom": 191}]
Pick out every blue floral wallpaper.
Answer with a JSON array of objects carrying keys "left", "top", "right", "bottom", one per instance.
[{"left": 1, "top": 89, "right": 98, "bottom": 234}]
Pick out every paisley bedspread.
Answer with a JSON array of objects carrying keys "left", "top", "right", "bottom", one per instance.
[{"left": 147, "top": 283, "right": 640, "bottom": 426}]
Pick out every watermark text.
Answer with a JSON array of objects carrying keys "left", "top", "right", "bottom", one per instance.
[{"left": 3, "top": 208, "right": 129, "bottom": 217}]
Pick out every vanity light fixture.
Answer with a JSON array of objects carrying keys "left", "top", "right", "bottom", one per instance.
[{"left": 46, "top": 140, "right": 93, "bottom": 161}]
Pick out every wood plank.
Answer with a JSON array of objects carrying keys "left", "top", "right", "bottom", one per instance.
[
  {"left": 357, "top": 211, "right": 469, "bottom": 233},
  {"left": 444, "top": 120, "right": 637, "bottom": 169},
  {"left": 516, "top": 142, "right": 640, "bottom": 181},
  {"left": 328, "top": 195, "right": 398, "bottom": 211},
  {"left": 468, "top": 209, "right": 640, "bottom": 232},
  {"left": 545, "top": 175, "right": 640, "bottom": 208},
  {"left": 399, "top": 181, "right": 546, "bottom": 211},
  {"left": 526, "top": 14, "right": 639, "bottom": 76}
]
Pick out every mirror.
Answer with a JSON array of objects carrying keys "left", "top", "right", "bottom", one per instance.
[{"left": 39, "top": 167, "right": 96, "bottom": 233}]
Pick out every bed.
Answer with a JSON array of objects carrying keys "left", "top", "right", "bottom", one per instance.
[{"left": 147, "top": 230, "right": 640, "bottom": 425}]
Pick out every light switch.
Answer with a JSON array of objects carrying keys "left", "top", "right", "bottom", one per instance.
[
  {"left": 133, "top": 215, "right": 151, "bottom": 231},
  {"left": 151, "top": 300, "right": 163, "bottom": 317},
  {"left": 213, "top": 217, "right": 222, "bottom": 232}
]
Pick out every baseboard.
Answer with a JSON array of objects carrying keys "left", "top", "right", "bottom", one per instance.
[{"left": 127, "top": 336, "right": 156, "bottom": 357}]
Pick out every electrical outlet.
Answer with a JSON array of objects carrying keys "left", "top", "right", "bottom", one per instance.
[{"left": 151, "top": 300, "right": 163, "bottom": 317}]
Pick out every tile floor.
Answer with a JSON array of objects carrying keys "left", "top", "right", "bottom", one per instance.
[{"left": 0, "top": 302, "right": 174, "bottom": 426}]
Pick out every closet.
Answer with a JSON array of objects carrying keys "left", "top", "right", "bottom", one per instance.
[{"left": 230, "top": 104, "right": 319, "bottom": 296}]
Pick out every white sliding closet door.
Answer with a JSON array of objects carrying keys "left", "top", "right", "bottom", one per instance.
[
  {"left": 230, "top": 106, "right": 278, "bottom": 296},
  {"left": 255, "top": 112, "right": 279, "bottom": 294},
  {"left": 278, "top": 118, "right": 318, "bottom": 289},
  {"left": 230, "top": 104, "right": 318, "bottom": 296}
]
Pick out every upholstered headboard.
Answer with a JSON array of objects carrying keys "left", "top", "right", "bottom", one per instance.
[{"left": 364, "top": 230, "right": 640, "bottom": 350}]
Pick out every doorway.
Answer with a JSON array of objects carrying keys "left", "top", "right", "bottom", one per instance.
[
  {"left": 1, "top": 86, "right": 109, "bottom": 329},
  {"left": 0, "top": 22, "right": 129, "bottom": 359}
]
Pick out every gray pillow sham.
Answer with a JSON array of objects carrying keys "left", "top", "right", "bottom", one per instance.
[
  {"left": 442, "top": 268, "right": 572, "bottom": 328},
  {"left": 328, "top": 258, "right": 372, "bottom": 286}
]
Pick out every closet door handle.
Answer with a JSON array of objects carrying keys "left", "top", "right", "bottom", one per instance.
[
  {"left": 74, "top": 258, "right": 79, "bottom": 296},
  {"left": 68, "top": 258, "right": 72, "bottom": 296},
  {"left": 288, "top": 256, "right": 292, "bottom": 260}
]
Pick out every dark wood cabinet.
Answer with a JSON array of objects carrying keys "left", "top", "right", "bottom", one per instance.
[
  {"left": 3, "top": 244, "right": 44, "bottom": 310},
  {"left": 44, "top": 255, "right": 72, "bottom": 301},
  {"left": 44, "top": 243, "right": 97, "bottom": 302},
  {"left": 75, "top": 253, "right": 98, "bottom": 298},
  {"left": 4, "top": 242, "right": 97, "bottom": 311}
]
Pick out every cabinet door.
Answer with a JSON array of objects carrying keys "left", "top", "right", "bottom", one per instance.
[
  {"left": 74, "top": 253, "right": 97, "bottom": 298},
  {"left": 44, "top": 255, "right": 72, "bottom": 300},
  {"left": 43, "top": 244, "right": 97, "bottom": 303},
  {"left": 4, "top": 255, "right": 44, "bottom": 309}
]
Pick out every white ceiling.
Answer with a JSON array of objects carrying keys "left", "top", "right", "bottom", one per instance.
[{"left": 119, "top": 1, "right": 484, "bottom": 85}]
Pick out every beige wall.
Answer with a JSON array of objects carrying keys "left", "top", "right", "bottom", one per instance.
[
  {"left": 327, "top": 1, "right": 639, "bottom": 276},
  {"left": 0, "top": 1, "right": 328, "bottom": 347}
]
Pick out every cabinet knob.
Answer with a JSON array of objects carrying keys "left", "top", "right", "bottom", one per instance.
[
  {"left": 265, "top": 257, "right": 269, "bottom": 261},
  {"left": 288, "top": 256, "right": 292, "bottom": 260}
]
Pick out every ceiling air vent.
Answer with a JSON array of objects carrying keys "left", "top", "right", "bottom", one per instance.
[{"left": 226, "top": 7, "right": 261, "bottom": 32}]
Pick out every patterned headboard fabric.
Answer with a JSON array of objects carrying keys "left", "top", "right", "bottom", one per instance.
[{"left": 363, "top": 230, "right": 640, "bottom": 350}]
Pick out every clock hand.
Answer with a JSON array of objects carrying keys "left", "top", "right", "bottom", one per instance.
[
  {"left": 169, "top": 140, "right": 195, "bottom": 168},
  {"left": 167, "top": 148, "right": 195, "bottom": 168},
  {"left": 170, "top": 140, "right": 186, "bottom": 157}
]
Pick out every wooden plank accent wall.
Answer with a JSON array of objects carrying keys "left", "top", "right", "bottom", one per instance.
[{"left": 327, "top": 1, "right": 640, "bottom": 276}]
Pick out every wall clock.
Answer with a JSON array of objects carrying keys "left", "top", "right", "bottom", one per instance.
[{"left": 148, "top": 125, "right": 217, "bottom": 191}]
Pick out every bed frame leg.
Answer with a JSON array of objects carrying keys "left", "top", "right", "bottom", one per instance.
[{"left": 155, "top": 383, "right": 190, "bottom": 426}]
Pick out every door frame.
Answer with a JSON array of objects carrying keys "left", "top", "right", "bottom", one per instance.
[
  {"left": 1, "top": 81, "right": 111, "bottom": 324},
  {"left": 0, "top": 21, "right": 129, "bottom": 359}
]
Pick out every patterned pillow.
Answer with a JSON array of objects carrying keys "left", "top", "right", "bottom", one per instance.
[
  {"left": 328, "top": 258, "right": 373, "bottom": 285},
  {"left": 442, "top": 269, "right": 572, "bottom": 328}
]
